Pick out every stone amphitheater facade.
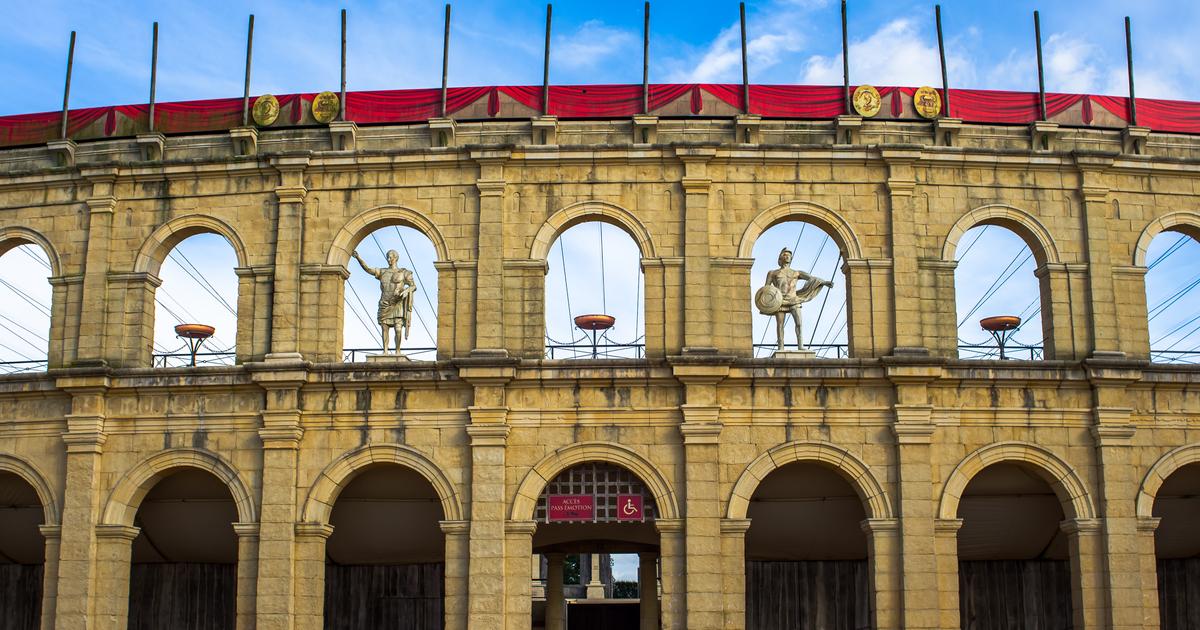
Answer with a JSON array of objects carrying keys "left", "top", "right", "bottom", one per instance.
[{"left": 1, "top": 112, "right": 1199, "bottom": 630}]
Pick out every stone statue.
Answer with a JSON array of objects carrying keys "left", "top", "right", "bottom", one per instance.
[
  {"left": 755, "top": 247, "right": 833, "bottom": 352},
  {"left": 351, "top": 250, "right": 416, "bottom": 354}
]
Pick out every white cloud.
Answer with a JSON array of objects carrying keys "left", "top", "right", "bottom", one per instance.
[
  {"left": 801, "top": 18, "right": 973, "bottom": 88},
  {"left": 672, "top": 6, "right": 807, "bottom": 83},
  {"left": 554, "top": 20, "right": 638, "bottom": 71}
]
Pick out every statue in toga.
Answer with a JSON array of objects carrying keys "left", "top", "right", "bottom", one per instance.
[
  {"left": 754, "top": 247, "right": 833, "bottom": 352},
  {"left": 351, "top": 249, "right": 416, "bottom": 354}
]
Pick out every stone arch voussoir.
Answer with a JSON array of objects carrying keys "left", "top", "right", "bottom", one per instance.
[
  {"left": 736, "top": 200, "right": 864, "bottom": 261},
  {"left": 1133, "top": 211, "right": 1200, "bottom": 267},
  {"left": 0, "top": 452, "right": 60, "bottom": 525},
  {"left": 0, "top": 226, "right": 63, "bottom": 277},
  {"left": 941, "top": 204, "right": 1061, "bottom": 266},
  {"left": 938, "top": 441, "right": 1095, "bottom": 521},
  {"left": 1137, "top": 443, "right": 1200, "bottom": 518},
  {"left": 530, "top": 200, "right": 657, "bottom": 261},
  {"left": 133, "top": 214, "right": 249, "bottom": 276},
  {"left": 100, "top": 448, "right": 257, "bottom": 527},
  {"left": 326, "top": 204, "right": 450, "bottom": 266}
]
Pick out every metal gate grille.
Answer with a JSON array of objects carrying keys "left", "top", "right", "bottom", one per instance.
[{"left": 535, "top": 462, "right": 657, "bottom": 522}]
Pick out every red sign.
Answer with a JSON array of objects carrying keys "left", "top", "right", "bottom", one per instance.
[
  {"left": 547, "top": 495, "right": 594, "bottom": 522},
  {"left": 616, "top": 494, "right": 644, "bottom": 521}
]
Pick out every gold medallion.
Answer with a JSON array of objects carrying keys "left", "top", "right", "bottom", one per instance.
[
  {"left": 852, "top": 85, "right": 882, "bottom": 118},
  {"left": 311, "top": 91, "right": 341, "bottom": 124},
  {"left": 913, "top": 86, "right": 943, "bottom": 119},
  {"left": 251, "top": 94, "right": 280, "bottom": 127}
]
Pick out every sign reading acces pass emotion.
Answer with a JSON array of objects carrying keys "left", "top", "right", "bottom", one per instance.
[
  {"left": 547, "top": 495, "right": 594, "bottom": 522},
  {"left": 617, "top": 494, "right": 644, "bottom": 522}
]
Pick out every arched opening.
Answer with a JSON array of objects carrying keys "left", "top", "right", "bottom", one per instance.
[
  {"left": 0, "top": 471, "right": 46, "bottom": 628},
  {"left": 744, "top": 462, "right": 870, "bottom": 629},
  {"left": 323, "top": 464, "right": 446, "bottom": 629},
  {"left": 151, "top": 234, "right": 239, "bottom": 367},
  {"left": 342, "top": 226, "right": 438, "bottom": 361},
  {"left": 748, "top": 221, "right": 847, "bottom": 358},
  {"left": 954, "top": 226, "right": 1045, "bottom": 360},
  {"left": 544, "top": 222, "right": 645, "bottom": 359},
  {"left": 1152, "top": 462, "right": 1200, "bottom": 627},
  {"left": 532, "top": 462, "right": 660, "bottom": 630},
  {"left": 1144, "top": 231, "right": 1200, "bottom": 363},
  {"left": 0, "top": 241, "right": 52, "bottom": 373},
  {"left": 956, "top": 463, "right": 1072, "bottom": 629},
  {"left": 128, "top": 468, "right": 239, "bottom": 630}
]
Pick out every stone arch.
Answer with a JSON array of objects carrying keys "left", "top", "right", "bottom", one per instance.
[
  {"left": 938, "top": 441, "right": 1095, "bottom": 521},
  {"left": 736, "top": 200, "right": 864, "bottom": 260},
  {"left": 301, "top": 443, "right": 463, "bottom": 524},
  {"left": 133, "top": 214, "right": 250, "bottom": 276},
  {"left": 0, "top": 452, "right": 59, "bottom": 525},
  {"left": 0, "top": 226, "right": 63, "bottom": 276},
  {"left": 100, "top": 448, "right": 256, "bottom": 527},
  {"left": 941, "top": 204, "right": 1061, "bottom": 266},
  {"left": 511, "top": 441, "right": 680, "bottom": 521},
  {"left": 326, "top": 204, "right": 450, "bottom": 266},
  {"left": 530, "top": 200, "right": 657, "bottom": 260},
  {"left": 726, "top": 441, "right": 893, "bottom": 520},
  {"left": 1137, "top": 443, "right": 1200, "bottom": 518},
  {"left": 1133, "top": 211, "right": 1200, "bottom": 267}
]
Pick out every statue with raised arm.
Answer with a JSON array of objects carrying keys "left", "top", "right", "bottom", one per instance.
[
  {"left": 755, "top": 247, "right": 834, "bottom": 353},
  {"left": 351, "top": 249, "right": 416, "bottom": 354}
]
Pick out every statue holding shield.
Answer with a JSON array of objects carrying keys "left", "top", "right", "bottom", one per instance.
[
  {"left": 351, "top": 249, "right": 416, "bottom": 354},
  {"left": 755, "top": 248, "right": 833, "bottom": 353}
]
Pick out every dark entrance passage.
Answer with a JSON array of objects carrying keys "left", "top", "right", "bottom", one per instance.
[
  {"left": 744, "top": 462, "right": 870, "bottom": 630},
  {"left": 1153, "top": 462, "right": 1200, "bottom": 629},
  {"left": 0, "top": 471, "right": 45, "bottom": 630},
  {"left": 957, "top": 463, "right": 1073, "bottom": 630},
  {"left": 324, "top": 464, "right": 445, "bottom": 630}
]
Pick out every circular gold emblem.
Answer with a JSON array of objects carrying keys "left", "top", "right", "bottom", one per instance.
[
  {"left": 251, "top": 94, "right": 280, "bottom": 127},
  {"left": 852, "top": 85, "right": 882, "bottom": 118},
  {"left": 311, "top": 91, "right": 341, "bottom": 124},
  {"left": 913, "top": 86, "right": 943, "bottom": 119}
]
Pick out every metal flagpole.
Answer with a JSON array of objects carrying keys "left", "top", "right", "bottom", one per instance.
[
  {"left": 340, "top": 9, "right": 347, "bottom": 121},
  {"left": 149, "top": 23, "right": 159, "bottom": 132},
  {"left": 842, "top": 0, "right": 850, "bottom": 114},
  {"left": 441, "top": 4, "right": 451, "bottom": 117},
  {"left": 60, "top": 31, "right": 76, "bottom": 140},
  {"left": 1125, "top": 16, "right": 1137, "bottom": 126},
  {"left": 936, "top": 5, "right": 950, "bottom": 116},
  {"left": 642, "top": 2, "right": 650, "bottom": 114},
  {"left": 242, "top": 15, "right": 255, "bottom": 127},
  {"left": 739, "top": 2, "right": 750, "bottom": 113},
  {"left": 1034, "top": 11, "right": 1047, "bottom": 121},
  {"left": 543, "top": 4, "right": 552, "bottom": 115}
]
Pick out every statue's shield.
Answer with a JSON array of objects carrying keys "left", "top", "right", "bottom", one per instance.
[{"left": 755, "top": 285, "right": 783, "bottom": 315}]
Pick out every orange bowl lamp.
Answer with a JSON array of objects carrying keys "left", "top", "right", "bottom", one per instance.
[
  {"left": 574, "top": 314, "right": 615, "bottom": 359},
  {"left": 979, "top": 315, "right": 1021, "bottom": 360},
  {"left": 174, "top": 323, "right": 216, "bottom": 367}
]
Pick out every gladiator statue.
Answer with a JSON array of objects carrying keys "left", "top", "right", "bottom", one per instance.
[
  {"left": 351, "top": 250, "right": 416, "bottom": 354},
  {"left": 755, "top": 247, "right": 833, "bottom": 352}
]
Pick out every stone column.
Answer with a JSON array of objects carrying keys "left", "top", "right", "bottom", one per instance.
[
  {"left": 232, "top": 522, "right": 260, "bottom": 630},
  {"left": 932, "top": 518, "right": 964, "bottom": 630},
  {"left": 586, "top": 553, "right": 605, "bottom": 598},
  {"left": 503, "top": 520, "right": 536, "bottom": 630},
  {"left": 46, "top": 275, "right": 78, "bottom": 368},
  {"left": 298, "top": 264, "right": 349, "bottom": 362},
  {"left": 292, "top": 523, "right": 333, "bottom": 630},
  {"left": 655, "top": 519, "right": 685, "bottom": 630},
  {"left": 710, "top": 258, "right": 754, "bottom": 356},
  {"left": 470, "top": 150, "right": 510, "bottom": 354},
  {"left": 74, "top": 167, "right": 117, "bottom": 366},
  {"left": 441, "top": 520, "right": 470, "bottom": 630},
  {"left": 53, "top": 375, "right": 108, "bottom": 630},
  {"left": 676, "top": 147, "right": 717, "bottom": 353},
  {"left": 234, "top": 266, "right": 273, "bottom": 362},
  {"left": 545, "top": 552, "right": 566, "bottom": 630},
  {"left": 1063, "top": 518, "right": 1106, "bottom": 630},
  {"left": 719, "top": 519, "right": 750, "bottom": 630},
  {"left": 1136, "top": 517, "right": 1161, "bottom": 629},
  {"left": 268, "top": 156, "right": 309, "bottom": 359},
  {"left": 502, "top": 259, "right": 547, "bottom": 358},
  {"left": 1035, "top": 263, "right": 1090, "bottom": 360},
  {"left": 37, "top": 525, "right": 60, "bottom": 630},
  {"left": 1112, "top": 265, "right": 1151, "bottom": 359},
  {"left": 862, "top": 517, "right": 902, "bottom": 630},
  {"left": 640, "top": 258, "right": 684, "bottom": 358},
  {"left": 882, "top": 148, "right": 925, "bottom": 354},
  {"left": 1075, "top": 155, "right": 1121, "bottom": 356},
  {"left": 917, "top": 260, "right": 958, "bottom": 358},
  {"left": 91, "top": 524, "right": 139, "bottom": 630},
  {"left": 639, "top": 551, "right": 661, "bottom": 630}
]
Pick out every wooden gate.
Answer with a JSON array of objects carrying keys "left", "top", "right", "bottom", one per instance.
[
  {"left": 746, "top": 560, "right": 870, "bottom": 630},
  {"left": 127, "top": 563, "right": 236, "bottom": 630},
  {"left": 324, "top": 563, "right": 444, "bottom": 630},
  {"left": 958, "top": 560, "right": 1072, "bottom": 630}
]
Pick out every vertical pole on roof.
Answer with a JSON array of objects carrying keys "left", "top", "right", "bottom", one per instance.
[
  {"left": 340, "top": 9, "right": 347, "bottom": 121},
  {"left": 60, "top": 31, "right": 76, "bottom": 140},
  {"left": 642, "top": 2, "right": 650, "bottom": 114},
  {"left": 936, "top": 5, "right": 950, "bottom": 116},
  {"left": 1125, "top": 16, "right": 1137, "bottom": 126},
  {"left": 242, "top": 15, "right": 255, "bottom": 127},
  {"left": 149, "top": 22, "right": 159, "bottom": 132},
  {"left": 543, "top": 4, "right": 552, "bottom": 115},
  {"left": 739, "top": 3, "right": 750, "bottom": 113},
  {"left": 441, "top": 4, "right": 451, "bottom": 117},
  {"left": 841, "top": 0, "right": 850, "bottom": 114},
  {"left": 1034, "top": 11, "right": 1047, "bottom": 121}
]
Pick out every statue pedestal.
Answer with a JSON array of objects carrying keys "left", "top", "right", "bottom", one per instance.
[
  {"left": 772, "top": 349, "right": 817, "bottom": 359},
  {"left": 365, "top": 353, "right": 411, "bottom": 363}
]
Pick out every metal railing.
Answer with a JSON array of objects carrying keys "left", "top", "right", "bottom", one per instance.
[
  {"left": 545, "top": 342, "right": 646, "bottom": 360},
  {"left": 1149, "top": 349, "right": 1200, "bottom": 364},
  {"left": 152, "top": 351, "right": 237, "bottom": 368},
  {"left": 343, "top": 347, "right": 437, "bottom": 362},
  {"left": 957, "top": 344, "right": 1044, "bottom": 361},
  {"left": 752, "top": 343, "right": 848, "bottom": 358},
  {"left": 0, "top": 359, "right": 48, "bottom": 374}
]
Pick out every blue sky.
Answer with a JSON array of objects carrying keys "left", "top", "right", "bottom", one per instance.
[{"left": 2, "top": 0, "right": 1199, "bottom": 116}]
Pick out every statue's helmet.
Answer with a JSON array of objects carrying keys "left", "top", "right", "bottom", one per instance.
[{"left": 778, "top": 248, "right": 792, "bottom": 266}]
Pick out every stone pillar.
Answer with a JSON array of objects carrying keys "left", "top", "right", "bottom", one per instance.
[
  {"left": 719, "top": 519, "right": 750, "bottom": 630},
  {"left": 882, "top": 148, "right": 925, "bottom": 354},
  {"left": 74, "top": 167, "right": 117, "bottom": 366},
  {"left": 91, "top": 524, "right": 139, "bottom": 630},
  {"left": 639, "top": 551, "right": 661, "bottom": 630},
  {"left": 655, "top": 519, "right": 685, "bottom": 630},
  {"left": 298, "top": 265, "right": 349, "bottom": 362},
  {"left": 433, "top": 261, "right": 462, "bottom": 358},
  {"left": 932, "top": 518, "right": 964, "bottom": 630},
  {"left": 586, "top": 553, "right": 605, "bottom": 598},
  {"left": 441, "top": 520, "right": 470, "bottom": 630},
  {"left": 235, "top": 266, "right": 274, "bottom": 362},
  {"left": 641, "top": 258, "right": 684, "bottom": 358},
  {"left": 37, "top": 525, "right": 60, "bottom": 630},
  {"left": 250, "top": 366, "right": 307, "bottom": 630},
  {"left": 46, "top": 275, "right": 78, "bottom": 368},
  {"left": 502, "top": 259, "right": 547, "bottom": 359},
  {"left": 676, "top": 147, "right": 717, "bottom": 353},
  {"left": 471, "top": 150, "right": 510, "bottom": 354},
  {"left": 1136, "top": 517, "right": 1161, "bottom": 629},
  {"left": 917, "top": 260, "right": 958, "bottom": 358},
  {"left": 1113, "top": 265, "right": 1151, "bottom": 359},
  {"left": 503, "top": 520, "right": 536, "bottom": 630},
  {"left": 1063, "top": 518, "right": 1107, "bottom": 630},
  {"left": 232, "top": 522, "right": 260, "bottom": 630},
  {"left": 1036, "top": 263, "right": 1090, "bottom": 360},
  {"left": 545, "top": 552, "right": 566, "bottom": 630},
  {"left": 292, "top": 523, "right": 333, "bottom": 630},
  {"left": 268, "top": 156, "right": 309, "bottom": 359},
  {"left": 53, "top": 375, "right": 108, "bottom": 630},
  {"left": 710, "top": 258, "right": 754, "bottom": 356},
  {"left": 863, "top": 517, "right": 902, "bottom": 630},
  {"left": 1076, "top": 155, "right": 1121, "bottom": 356}
]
